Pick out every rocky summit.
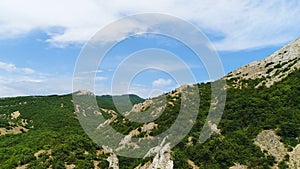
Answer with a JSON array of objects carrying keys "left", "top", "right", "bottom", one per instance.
[{"left": 226, "top": 38, "right": 300, "bottom": 88}]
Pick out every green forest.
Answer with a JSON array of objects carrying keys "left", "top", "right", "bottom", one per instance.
[{"left": 0, "top": 69, "right": 299, "bottom": 169}]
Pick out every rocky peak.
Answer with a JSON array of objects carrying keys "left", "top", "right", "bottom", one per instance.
[
  {"left": 226, "top": 38, "right": 300, "bottom": 88},
  {"left": 74, "top": 90, "right": 95, "bottom": 96}
]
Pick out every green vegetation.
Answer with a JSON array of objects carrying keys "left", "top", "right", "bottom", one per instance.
[
  {"left": 96, "top": 94, "right": 144, "bottom": 112},
  {"left": 0, "top": 69, "right": 299, "bottom": 168}
]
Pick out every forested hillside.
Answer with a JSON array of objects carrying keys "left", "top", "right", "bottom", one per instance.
[
  {"left": 1, "top": 38, "right": 300, "bottom": 169},
  {"left": 0, "top": 68, "right": 299, "bottom": 168}
]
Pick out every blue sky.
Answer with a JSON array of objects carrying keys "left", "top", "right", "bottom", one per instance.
[{"left": 0, "top": 1, "right": 300, "bottom": 98}]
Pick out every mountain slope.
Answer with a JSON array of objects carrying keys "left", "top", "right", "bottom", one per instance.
[
  {"left": 0, "top": 38, "right": 300, "bottom": 169},
  {"left": 226, "top": 38, "right": 300, "bottom": 88}
]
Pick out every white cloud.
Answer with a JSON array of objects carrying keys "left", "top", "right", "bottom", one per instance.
[
  {"left": 0, "top": 85, "right": 24, "bottom": 97},
  {"left": 0, "top": 62, "right": 16, "bottom": 71},
  {"left": 0, "top": 0, "right": 300, "bottom": 50},
  {"left": 0, "top": 61, "right": 72, "bottom": 97},
  {"left": 21, "top": 68, "right": 35, "bottom": 74},
  {"left": 128, "top": 84, "right": 165, "bottom": 98},
  {"left": 78, "top": 70, "right": 103, "bottom": 74},
  {"left": 0, "top": 61, "right": 35, "bottom": 74},
  {"left": 95, "top": 76, "right": 107, "bottom": 81},
  {"left": 152, "top": 78, "right": 172, "bottom": 87},
  {"left": 0, "top": 74, "right": 73, "bottom": 97}
]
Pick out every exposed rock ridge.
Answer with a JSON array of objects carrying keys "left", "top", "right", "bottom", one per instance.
[
  {"left": 0, "top": 110, "right": 30, "bottom": 136},
  {"left": 254, "top": 130, "right": 300, "bottom": 169},
  {"left": 230, "top": 130, "right": 300, "bottom": 168},
  {"left": 136, "top": 138, "right": 173, "bottom": 169},
  {"left": 226, "top": 38, "right": 300, "bottom": 88}
]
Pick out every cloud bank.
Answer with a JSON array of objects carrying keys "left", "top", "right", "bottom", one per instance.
[
  {"left": 152, "top": 78, "right": 172, "bottom": 87},
  {"left": 0, "top": 62, "right": 35, "bottom": 74},
  {"left": 0, "top": 0, "right": 300, "bottom": 51},
  {"left": 0, "top": 61, "right": 71, "bottom": 97}
]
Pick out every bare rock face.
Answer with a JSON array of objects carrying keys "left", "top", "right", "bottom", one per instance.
[
  {"left": 229, "top": 163, "right": 248, "bottom": 169},
  {"left": 141, "top": 122, "right": 158, "bottom": 133},
  {"left": 125, "top": 100, "right": 153, "bottom": 116},
  {"left": 11, "top": 111, "right": 20, "bottom": 119},
  {"left": 0, "top": 110, "right": 30, "bottom": 136},
  {"left": 125, "top": 99, "right": 166, "bottom": 119},
  {"left": 0, "top": 125, "right": 29, "bottom": 136},
  {"left": 107, "top": 153, "right": 119, "bottom": 169},
  {"left": 34, "top": 149, "right": 52, "bottom": 159},
  {"left": 74, "top": 90, "right": 95, "bottom": 96},
  {"left": 137, "top": 140, "right": 173, "bottom": 169},
  {"left": 254, "top": 130, "right": 287, "bottom": 163},
  {"left": 254, "top": 130, "right": 300, "bottom": 168},
  {"left": 97, "top": 108, "right": 117, "bottom": 129},
  {"left": 187, "top": 159, "right": 200, "bottom": 169},
  {"left": 102, "top": 146, "right": 119, "bottom": 169},
  {"left": 149, "top": 143, "right": 173, "bottom": 169},
  {"left": 288, "top": 144, "right": 300, "bottom": 168},
  {"left": 208, "top": 120, "right": 221, "bottom": 134},
  {"left": 116, "top": 122, "right": 158, "bottom": 152},
  {"left": 226, "top": 38, "right": 300, "bottom": 88}
]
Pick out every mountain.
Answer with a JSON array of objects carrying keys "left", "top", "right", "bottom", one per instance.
[
  {"left": 226, "top": 38, "right": 300, "bottom": 88},
  {"left": 96, "top": 94, "right": 145, "bottom": 112},
  {"left": 0, "top": 38, "right": 300, "bottom": 169}
]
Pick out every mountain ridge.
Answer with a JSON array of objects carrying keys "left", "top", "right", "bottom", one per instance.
[
  {"left": 225, "top": 38, "right": 300, "bottom": 88},
  {"left": 0, "top": 38, "right": 300, "bottom": 169}
]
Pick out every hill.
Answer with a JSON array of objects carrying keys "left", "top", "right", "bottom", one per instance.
[
  {"left": 226, "top": 38, "right": 300, "bottom": 88},
  {"left": 0, "top": 38, "right": 300, "bottom": 169}
]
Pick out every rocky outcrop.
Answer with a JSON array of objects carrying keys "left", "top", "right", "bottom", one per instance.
[
  {"left": 74, "top": 90, "right": 95, "bottom": 96},
  {"left": 226, "top": 38, "right": 300, "bottom": 88},
  {"left": 125, "top": 100, "right": 153, "bottom": 116},
  {"left": 0, "top": 126, "right": 29, "bottom": 136},
  {"left": 0, "top": 111, "right": 30, "bottom": 136},
  {"left": 103, "top": 146, "right": 119, "bottom": 169},
  {"left": 34, "top": 149, "right": 52, "bottom": 159},
  {"left": 254, "top": 130, "right": 288, "bottom": 162},
  {"left": 147, "top": 143, "right": 173, "bottom": 169},
  {"left": 116, "top": 122, "right": 158, "bottom": 152},
  {"left": 65, "top": 164, "right": 76, "bottom": 169},
  {"left": 125, "top": 99, "right": 165, "bottom": 119},
  {"left": 138, "top": 138, "right": 173, "bottom": 169},
  {"left": 288, "top": 144, "right": 300, "bottom": 168},
  {"left": 107, "top": 153, "right": 119, "bottom": 169},
  {"left": 208, "top": 120, "right": 221, "bottom": 134},
  {"left": 229, "top": 163, "right": 248, "bottom": 169},
  {"left": 11, "top": 111, "right": 20, "bottom": 119},
  {"left": 254, "top": 130, "right": 300, "bottom": 168},
  {"left": 97, "top": 109, "right": 117, "bottom": 128},
  {"left": 187, "top": 159, "right": 199, "bottom": 169},
  {"left": 141, "top": 122, "right": 158, "bottom": 133},
  {"left": 16, "top": 164, "right": 28, "bottom": 169}
]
